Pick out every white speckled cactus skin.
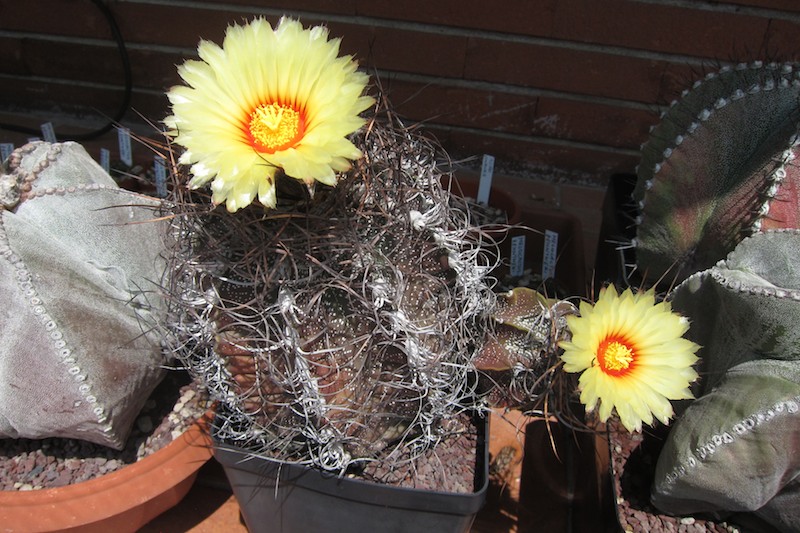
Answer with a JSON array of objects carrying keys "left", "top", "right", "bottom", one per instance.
[
  {"left": 671, "top": 229, "right": 800, "bottom": 393},
  {"left": 651, "top": 230, "right": 800, "bottom": 531},
  {"left": 634, "top": 62, "right": 800, "bottom": 283},
  {"left": 0, "top": 141, "right": 169, "bottom": 449}
]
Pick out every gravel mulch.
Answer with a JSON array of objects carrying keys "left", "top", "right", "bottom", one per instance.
[
  {"left": 0, "top": 370, "right": 210, "bottom": 491},
  {"left": 608, "top": 419, "right": 745, "bottom": 533},
  {"left": 355, "top": 411, "right": 484, "bottom": 494}
]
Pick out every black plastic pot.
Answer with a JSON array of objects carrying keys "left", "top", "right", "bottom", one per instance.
[{"left": 213, "top": 415, "right": 489, "bottom": 533}]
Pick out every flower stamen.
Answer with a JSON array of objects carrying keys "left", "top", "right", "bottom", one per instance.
[
  {"left": 248, "top": 102, "right": 305, "bottom": 153},
  {"left": 598, "top": 337, "right": 634, "bottom": 375}
]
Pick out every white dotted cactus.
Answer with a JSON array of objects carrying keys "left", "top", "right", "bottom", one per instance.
[
  {"left": 167, "top": 121, "right": 500, "bottom": 471},
  {"left": 651, "top": 230, "right": 800, "bottom": 530},
  {"left": 474, "top": 287, "right": 577, "bottom": 412},
  {"left": 0, "top": 142, "right": 169, "bottom": 449},
  {"left": 634, "top": 62, "right": 800, "bottom": 283}
]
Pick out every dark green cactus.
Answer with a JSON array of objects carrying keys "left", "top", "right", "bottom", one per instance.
[{"left": 634, "top": 62, "right": 800, "bottom": 283}]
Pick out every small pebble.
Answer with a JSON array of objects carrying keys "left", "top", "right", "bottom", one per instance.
[{"left": 610, "top": 418, "right": 737, "bottom": 532}]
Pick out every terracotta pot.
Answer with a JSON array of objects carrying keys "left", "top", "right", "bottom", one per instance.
[
  {"left": 0, "top": 416, "right": 213, "bottom": 533},
  {"left": 442, "top": 174, "right": 522, "bottom": 228},
  {"left": 441, "top": 173, "right": 586, "bottom": 295}
]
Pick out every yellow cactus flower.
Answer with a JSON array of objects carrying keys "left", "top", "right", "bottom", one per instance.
[
  {"left": 164, "top": 17, "right": 374, "bottom": 211},
  {"left": 559, "top": 285, "right": 700, "bottom": 432}
]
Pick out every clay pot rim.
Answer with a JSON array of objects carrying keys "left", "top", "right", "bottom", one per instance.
[{"left": 0, "top": 412, "right": 213, "bottom": 529}]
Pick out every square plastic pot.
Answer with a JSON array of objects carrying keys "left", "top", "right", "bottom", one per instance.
[{"left": 213, "top": 414, "right": 489, "bottom": 533}]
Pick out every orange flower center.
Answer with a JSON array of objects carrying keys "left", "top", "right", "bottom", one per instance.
[
  {"left": 597, "top": 337, "right": 635, "bottom": 376},
  {"left": 247, "top": 102, "right": 305, "bottom": 153}
]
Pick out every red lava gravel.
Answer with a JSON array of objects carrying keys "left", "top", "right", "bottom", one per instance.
[
  {"left": 356, "top": 412, "right": 483, "bottom": 494},
  {"left": 608, "top": 419, "right": 744, "bottom": 533}
]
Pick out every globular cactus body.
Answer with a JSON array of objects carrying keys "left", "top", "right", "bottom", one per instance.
[
  {"left": 670, "top": 229, "right": 800, "bottom": 393},
  {"left": 652, "top": 230, "right": 800, "bottom": 531},
  {"left": 168, "top": 120, "right": 499, "bottom": 471},
  {"left": 475, "top": 287, "right": 576, "bottom": 412},
  {"left": 0, "top": 142, "right": 168, "bottom": 449}
]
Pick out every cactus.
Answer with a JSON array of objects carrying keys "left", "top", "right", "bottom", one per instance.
[
  {"left": 0, "top": 141, "right": 168, "bottom": 448},
  {"left": 475, "top": 287, "right": 577, "bottom": 413},
  {"left": 166, "top": 116, "right": 507, "bottom": 471},
  {"left": 633, "top": 61, "right": 800, "bottom": 283},
  {"left": 162, "top": 17, "right": 584, "bottom": 479},
  {"left": 669, "top": 229, "right": 800, "bottom": 393},
  {"left": 650, "top": 230, "right": 800, "bottom": 531}
]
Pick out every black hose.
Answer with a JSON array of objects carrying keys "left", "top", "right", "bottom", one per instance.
[{"left": 0, "top": 0, "right": 133, "bottom": 141}]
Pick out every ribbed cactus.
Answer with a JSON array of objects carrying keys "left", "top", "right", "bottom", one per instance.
[
  {"left": 634, "top": 61, "right": 800, "bottom": 283},
  {"left": 651, "top": 230, "right": 800, "bottom": 531},
  {"left": 669, "top": 229, "right": 800, "bottom": 393},
  {"left": 167, "top": 118, "right": 501, "bottom": 471},
  {"left": 0, "top": 141, "right": 168, "bottom": 449}
]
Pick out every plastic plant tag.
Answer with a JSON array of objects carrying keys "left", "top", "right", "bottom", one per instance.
[
  {"left": 100, "top": 148, "right": 111, "bottom": 174},
  {"left": 510, "top": 235, "right": 526, "bottom": 277},
  {"left": 0, "top": 144, "right": 13, "bottom": 161},
  {"left": 118, "top": 127, "right": 133, "bottom": 166},
  {"left": 154, "top": 155, "right": 167, "bottom": 198},
  {"left": 542, "top": 229, "right": 558, "bottom": 280},
  {"left": 477, "top": 154, "right": 494, "bottom": 205},
  {"left": 40, "top": 122, "right": 57, "bottom": 143}
]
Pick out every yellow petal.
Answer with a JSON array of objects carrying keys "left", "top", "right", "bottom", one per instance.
[
  {"left": 165, "top": 17, "right": 373, "bottom": 210},
  {"left": 560, "top": 285, "right": 701, "bottom": 433}
]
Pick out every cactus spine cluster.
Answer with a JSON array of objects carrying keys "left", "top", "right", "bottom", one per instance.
[{"left": 166, "top": 116, "right": 505, "bottom": 472}]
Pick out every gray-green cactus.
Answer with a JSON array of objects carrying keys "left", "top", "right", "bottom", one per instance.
[
  {"left": 634, "top": 62, "right": 800, "bottom": 283},
  {"left": 670, "top": 229, "right": 800, "bottom": 393},
  {"left": 0, "top": 141, "right": 169, "bottom": 449},
  {"left": 651, "top": 230, "right": 800, "bottom": 531}
]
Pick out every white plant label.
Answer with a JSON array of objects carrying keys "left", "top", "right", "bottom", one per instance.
[
  {"left": 510, "top": 235, "right": 526, "bottom": 277},
  {"left": 40, "top": 122, "right": 57, "bottom": 143},
  {"left": 0, "top": 143, "right": 14, "bottom": 161},
  {"left": 100, "top": 148, "right": 111, "bottom": 174},
  {"left": 118, "top": 127, "right": 133, "bottom": 167},
  {"left": 477, "top": 153, "right": 494, "bottom": 205},
  {"left": 154, "top": 155, "right": 167, "bottom": 198},
  {"left": 542, "top": 229, "right": 559, "bottom": 280}
]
